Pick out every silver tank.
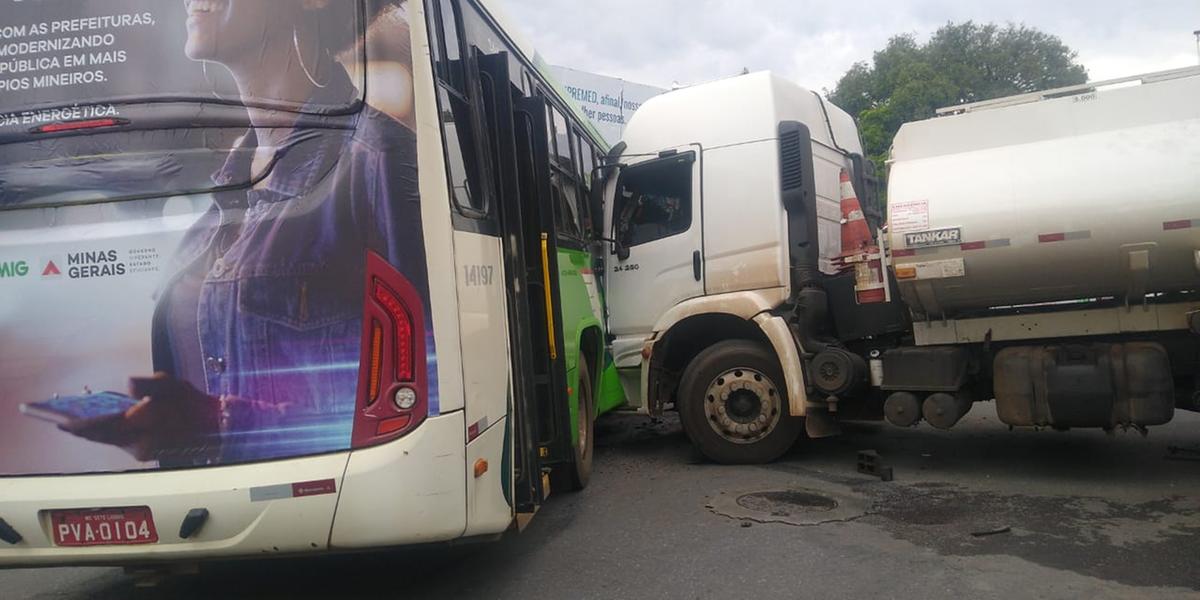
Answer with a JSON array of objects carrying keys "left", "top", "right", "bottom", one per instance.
[{"left": 887, "top": 68, "right": 1200, "bottom": 319}]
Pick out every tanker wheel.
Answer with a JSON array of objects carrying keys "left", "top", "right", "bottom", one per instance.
[{"left": 678, "top": 340, "right": 802, "bottom": 464}]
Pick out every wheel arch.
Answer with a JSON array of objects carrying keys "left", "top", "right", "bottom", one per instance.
[
  {"left": 578, "top": 324, "right": 604, "bottom": 410},
  {"left": 642, "top": 301, "right": 810, "bottom": 417},
  {"left": 646, "top": 312, "right": 776, "bottom": 416}
]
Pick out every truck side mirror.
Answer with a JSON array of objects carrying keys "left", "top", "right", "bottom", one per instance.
[
  {"left": 592, "top": 162, "right": 630, "bottom": 261},
  {"left": 594, "top": 234, "right": 630, "bottom": 261},
  {"left": 589, "top": 166, "right": 607, "bottom": 234},
  {"left": 616, "top": 243, "right": 631, "bottom": 261},
  {"left": 849, "top": 153, "right": 883, "bottom": 236}
]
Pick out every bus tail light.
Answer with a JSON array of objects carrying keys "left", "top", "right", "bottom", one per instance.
[{"left": 353, "top": 252, "right": 428, "bottom": 449}]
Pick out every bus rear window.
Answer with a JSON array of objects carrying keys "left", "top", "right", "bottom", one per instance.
[
  {"left": 0, "top": 128, "right": 257, "bottom": 210},
  {"left": 0, "top": 0, "right": 365, "bottom": 123}
]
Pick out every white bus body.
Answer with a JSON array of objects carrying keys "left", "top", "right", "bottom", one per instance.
[{"left": 0, "top": 0, "right": 611, "bottom": 567}]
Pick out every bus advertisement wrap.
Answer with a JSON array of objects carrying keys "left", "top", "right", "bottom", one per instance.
[{"left": 0, "top": 0, "right": 438, "bottom": 476}]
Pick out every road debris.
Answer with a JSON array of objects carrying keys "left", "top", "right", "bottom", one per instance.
[
  {"left": 1165, "top": 446, "right": 1200, "bottom": 462},
  {"left": 970, "top": 526, "right": 1012, "bottom": 538},
  {"left": 858, "top": 450, "right": 894, "bottom": 481}
]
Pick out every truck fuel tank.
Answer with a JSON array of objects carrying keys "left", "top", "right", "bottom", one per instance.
[{"left": 993, "top": 343, "right": 1174, "bottom": 429}]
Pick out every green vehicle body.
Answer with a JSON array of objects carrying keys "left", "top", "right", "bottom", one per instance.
[
  {"left": 557, "top": 245, "right": 626, "bottom": 446},
  {"left": 536, "top": 54, "right": 625, "bottom": 444}
]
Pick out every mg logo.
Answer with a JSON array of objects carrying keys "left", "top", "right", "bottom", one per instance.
[
  {"left": 42, "top": 259, "right": 62, "bottom": 277},
  {"left": 0, "top": 260, "right": 30, "bottom": 278}
]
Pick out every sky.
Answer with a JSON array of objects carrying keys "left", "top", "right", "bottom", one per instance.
[{"left": 499, "top": 0, "right": 1200, "bottom": 93}]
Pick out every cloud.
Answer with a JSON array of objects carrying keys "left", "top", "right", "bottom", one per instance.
[{"left": 498, "top": 0, "right": 1200, "bottom": 92}]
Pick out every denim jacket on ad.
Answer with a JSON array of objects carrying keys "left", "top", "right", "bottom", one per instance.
[{"left": 150, "top": 76, "right": 434, "bottom": 465}]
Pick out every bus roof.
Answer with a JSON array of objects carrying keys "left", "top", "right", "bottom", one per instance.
[{"left": 472, "top": 0, "right": 609, "bottom": 151}]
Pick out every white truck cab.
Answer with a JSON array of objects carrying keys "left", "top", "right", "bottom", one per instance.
[{"left": 601, "top": 72, "right": 875, "bottom": 463}]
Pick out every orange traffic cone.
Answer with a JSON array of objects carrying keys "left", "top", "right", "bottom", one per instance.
[
  {"left": 839, "top": 169, "right": 873, "bottom": 255},
  {"left": 837, "top": 169, "right": 887, "bottom": 304}
]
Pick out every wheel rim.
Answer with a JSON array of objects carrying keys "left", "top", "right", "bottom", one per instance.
[{"left": 703, "top": 367, "right": 782, "bottom": 445}]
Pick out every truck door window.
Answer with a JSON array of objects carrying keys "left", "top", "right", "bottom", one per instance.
[{"left": 614, "top": 154, "right": 695, "bottom": 249}]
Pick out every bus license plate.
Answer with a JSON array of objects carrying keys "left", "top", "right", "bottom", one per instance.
[{"left": 50, "top": 507, "right": 159, "bottom": 547}]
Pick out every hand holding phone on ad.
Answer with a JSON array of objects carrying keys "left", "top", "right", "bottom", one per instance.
[
  {"left": 47, "top": 374, "right": 221, "bottom": 463},
  {"left": 21, "top": 392, "right": 139, "bottom": 426}
]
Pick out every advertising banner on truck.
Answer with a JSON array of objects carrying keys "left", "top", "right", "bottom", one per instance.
[
  {"left": 549, "top": 65, "right": 664, "bottom": 145},
  {"left": 0, "top": 0, "right": 437, "bottom": 476}
]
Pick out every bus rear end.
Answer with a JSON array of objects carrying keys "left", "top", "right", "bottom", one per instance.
[{"left": 0, "top": 0, "right": 475, "bottom": 566}]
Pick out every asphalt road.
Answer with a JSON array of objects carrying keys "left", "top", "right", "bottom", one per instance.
[{"left": 4, "top": 406, "right": 1200, "bottom": 599}]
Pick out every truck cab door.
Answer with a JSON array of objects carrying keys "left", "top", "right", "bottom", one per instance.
[{"left": 604, "top": 148, "right": 703, "bottom": 368}]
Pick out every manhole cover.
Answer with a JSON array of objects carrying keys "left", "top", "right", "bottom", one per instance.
[{"left": 736, "top": 490, "right": 838, "bottom": 516}]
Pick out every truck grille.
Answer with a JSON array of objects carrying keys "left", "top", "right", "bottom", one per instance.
[{"left": 779, "top": 129, "right": 805, "bottom": 191}]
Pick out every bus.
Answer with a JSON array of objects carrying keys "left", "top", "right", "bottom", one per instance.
[{"left": 0, "top": 0, "right": 623, "bottom": 566}]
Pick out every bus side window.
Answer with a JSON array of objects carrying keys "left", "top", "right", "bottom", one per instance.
[
  {"left": 575, "top": 132, "right": 596, "bottom": 236},
  {"left": 550, "top": 106, "right": 572, "bottom": 174},
  {"left": 576, "top": 135, "right": 594, "bottom": 187},
  {"left": 552, "top": 171, "right": 584, "bottom": 241},
  {"left": 431, "top": 0, "right": 491, "bottom": 219},
  {"left": 547, "top": 103, "right": 584, "bottom": 243},
  {"left": 433, "top": 0, "right": 464, "bottom": 90}
]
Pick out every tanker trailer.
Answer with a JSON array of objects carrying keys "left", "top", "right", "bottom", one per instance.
[{"left": 871, "top": 66, "right": 1200, "bottom": 432}]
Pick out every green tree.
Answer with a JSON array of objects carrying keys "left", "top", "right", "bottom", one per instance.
[{"left": 830, "top": 22, "right": 1088, "bottom": 174}]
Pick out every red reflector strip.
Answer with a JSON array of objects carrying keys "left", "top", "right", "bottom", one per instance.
[
  {"left": 292, "top": 479, "right": 338, "bottom": 498},
  {"left": 960, "top": 239, "right": 1011, "bottom": 251},
  {"left": 250, "top": 480, "right": 337, "bottom": 502},
  {"left": 1039, "top": 231, "right": 1090, "bottom": 244},
  {"left": 34, "top": 118, "right": 125, "bottom": 134},
  {"left": 1164, "top": 219, "right": 1197, "bottom": 231},
  {"left": 893, "top": 249, "right": 917, "bottom": 258},
  {"left": 856, "top": 288, "right": 888, "bottom": 304},
  {"left": 377, "top": 415, "right": 413, "bottom": 436},
  {"left": 467, "top": 416, "right": 490, "bottom": 442}
]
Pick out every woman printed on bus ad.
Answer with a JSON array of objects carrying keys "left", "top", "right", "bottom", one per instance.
[{"left": 61, "top": 0, "right": 437, "bottom": 467}]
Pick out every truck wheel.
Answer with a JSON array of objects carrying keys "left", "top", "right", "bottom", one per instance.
[
  {"left": 554, "top": 358, "right": 595, "bottom": 492},
  {"left": 678, "top": 340, "right": 801, "bottom": 464}
]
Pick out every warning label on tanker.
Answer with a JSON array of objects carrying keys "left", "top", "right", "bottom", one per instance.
[{"left": 889, "top": 200, "right": 929, "bottom": 233}]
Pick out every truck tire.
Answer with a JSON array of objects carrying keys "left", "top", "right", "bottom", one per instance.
[
  {"left": 554, "top": 358, "right": 595, "bottom": 492},
  {"left": 678, "top": 340, "right": 802, "bottom": 464}
]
